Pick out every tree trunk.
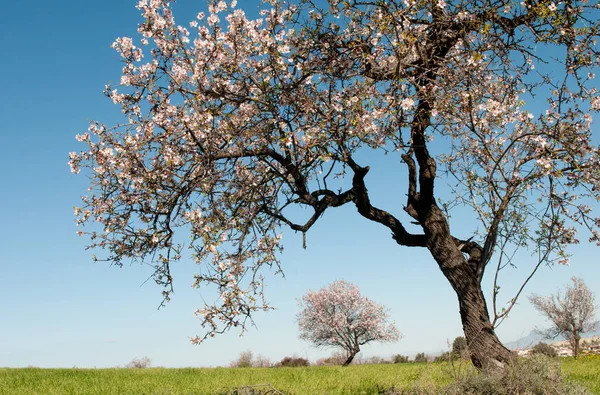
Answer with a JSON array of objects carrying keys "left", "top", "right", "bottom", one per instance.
[
  {"left": 342, "top": 347, "right": 359, "bottom": 366},
  {"left": 423, "top": 207, "right": 515, "bottom": 371},
  {"left": 452, "top": 268, "right": 514, "bottom": 370},
  {"left": 434, "top": 254, "right": 514, "bottom": 370},
  {"left": 573, "top": 334, "right": 581, "bottom": 359}
]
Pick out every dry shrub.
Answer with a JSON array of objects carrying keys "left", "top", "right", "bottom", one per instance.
[
  {"left": 531, "top": 342, "right": 558, "bottom": 358},
  {"left": 314, "top": 351, "right": 347, "bottom": 366},
  {"left": 229, "top": 351, "right": 272, "bottom": 368},
  {"left": 230, "top": 350, "right": 254, "bottom": 368},
  {"left": 442, "top": 355, "right": 587, "bottom": 395},
  {"left": 126, "top": 356, "right": 152, "bottom": 368},
  {"left": 385, "top": 355, "right": 588, "bottom": 395},
  {"left": 253, "top": 354, "right": 272, "bottom": 368},
  {"left": 357, "top": 355, "right": 389, "bottom": 365}
]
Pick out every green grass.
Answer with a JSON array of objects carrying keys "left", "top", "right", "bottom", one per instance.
[
  {"left": 560, "top": 355, "right": 600, "bottom": 394},
  {"left": 1, "top": 357, "right": 598, "bottom": 395}
]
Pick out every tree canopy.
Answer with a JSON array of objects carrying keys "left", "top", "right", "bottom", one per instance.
[{"left": 70, "top": 0, "right": 600, "bottom": 369}]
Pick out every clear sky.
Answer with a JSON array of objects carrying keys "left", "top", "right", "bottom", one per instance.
[{"left": 0, "top": 0, "right": 598, "bottom": 368}]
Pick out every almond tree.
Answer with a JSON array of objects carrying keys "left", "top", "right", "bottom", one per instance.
[
  {"left": 297, "top": 280, "right": 400, "bottom": 366},
  {"left": 69, "top": 0, "right": 600, "bottom": 370},
  {"left": 529, "top": 277, "right": 599, "bottom": 358}
]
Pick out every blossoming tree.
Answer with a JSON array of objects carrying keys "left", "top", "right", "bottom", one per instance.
[
  {"left": 297, "top": 280, "right": 400, "bottom": 366},
  {"left": 69, "top": 0, "right": 600, "bottom": 370},
  {"left": 529, "top": 277, "right": 599, "bottom": 359}
]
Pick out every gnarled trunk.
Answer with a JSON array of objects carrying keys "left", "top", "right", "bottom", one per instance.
[
  {"left": 437, "top": 255, "right": 514, "bottom": 369},
  {"left": 424, "top": 207, "right": 514, "bottom": 371},
  {"left": 451, "top": 267, "right": 514, "bottom": 370}
]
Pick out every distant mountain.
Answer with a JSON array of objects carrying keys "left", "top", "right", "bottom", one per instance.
[
  {"left": 505, "top": 328, "right": 600, "bottom": 350},
  {"left": 504, "top": 331, "right": 546, "bottom": 350}
]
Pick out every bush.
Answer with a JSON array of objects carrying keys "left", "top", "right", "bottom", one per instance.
[
  {"left": 434, "top": 351, "right": 456, "bottom": 363},
  {"left": 229, "top": 351, "right": 272, "bottom": 368},
  {"left": 230, "top": 351, "right": 254, "bottom": 368},
  {"left": 126, "top": 357, "right": 151, "bottom": 368},
  {"left": 531, "top": 342, "right": 558, "bottom": 358},
  {"left": 441, "top": 355, "right": 589, "bottom": 395},
  {"left": 393, "top": 354, "right": 410, "bottom": 363},
  {"left": 278, "top": 356, "right": 309, "bottom": 367},
  {"left": 253, "top": 354, "right": 272, "bottom": 368},
  {"left": 315, "top": 351, "right": 347, "bottom": 366},
  {"left": 361, "top": 356, "right": 389, "bottom": 364},
  {"left": 451, "top": 336, "right": 469, "bottom": 359},
  {"left": 414, "top": 353, "right": 428, "bottom": 363}
]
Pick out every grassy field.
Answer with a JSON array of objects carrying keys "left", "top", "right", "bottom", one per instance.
[
  {"left": 560, "top": 356, "right": 600, "bottom": 394},
  {"left": 1, "top": 356, "right": 598, "bottom": 394}
]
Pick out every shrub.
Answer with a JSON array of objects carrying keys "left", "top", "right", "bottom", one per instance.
[
  {"left": 253, "top": 354, "right": 272, "bottom": 368},
  {"left": 126, "top": 357, "right": 151, "bottom": 368},
  {"left": 230, "top": 350, "right": 254, "bottom": 368},
  {"left": 393, "top": 354, "right": 410, "bottom": 363},
  {"left": 315, "top": 351, "right": 347, "bottom": 366},
  {"left": 441, "top": 355, "right": 589, "bottom": 395},
  {"left": 278, "top": 356, "right": 309, "bottom": 367},
  {"left": 451, "top": 336, "right": 469, "bottom": 359},
  {"left": 532, "top": 342, "right": 558, "bottom": 358},
  {"left": 362, "top": 356, "right": 389, "bottom": 364},
  {"left": 434, "top": 351, "right": 456, "bottom": 363},
  {"left": 414, "top": 352, "right": 428, "bottom": 363}
]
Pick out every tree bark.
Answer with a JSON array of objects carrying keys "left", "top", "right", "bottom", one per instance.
[
  {"left": 573, "top": 334, "right": 581, "bottom": 359},
  {"left": 436, "top": 256, "right": 515, "bottom": 370},
  {"left": 423, "top": 206, "right": 515, "bottom": 371},
  {"left": 342, "top": 347, "right": 359, "bottom": 366},
  {"left": 449, "top": 264, "right": 514, "bottom": 370}
]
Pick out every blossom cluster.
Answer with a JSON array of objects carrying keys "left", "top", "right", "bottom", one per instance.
[{"left": 70, "top": 0, "right": 600, "bottom": 342}]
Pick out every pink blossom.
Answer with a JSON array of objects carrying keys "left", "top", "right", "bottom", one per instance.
[
  {"left": 72, "top": 0, "right": 600, "bottom": 351},
  {"left": 400, "top": 97, "right": 414, "bottom": 110}
]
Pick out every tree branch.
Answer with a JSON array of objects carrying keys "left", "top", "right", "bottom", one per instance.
[{"left": 347, "top": 156, "right": 427, "bottom": 247}]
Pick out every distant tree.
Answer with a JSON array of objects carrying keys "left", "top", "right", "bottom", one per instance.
[
  {"left": 452, "top": 336, "right": 468, "bottom": 359},
  {"left": 531, "top": 342, "right": 558, "bottom": 358},
  {"left": 529, "top": 277, "right": 599, "bottom": 359},
  {"left": 71, "top": 0, "right": 600, "bottom": 371},
  {"left": 297, "top": 280, "right": 400, "bottom": 366},
  {"left": 414, "top": 353, "right": 428, "bottom": 363}
]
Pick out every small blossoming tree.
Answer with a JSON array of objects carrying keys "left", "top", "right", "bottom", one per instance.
[
  {"left": 529, "top": 277, "right": 599, "bottom": 359},
  {"left": 69, "top": 0, "right": 600, "bottom": 370},
  {"left": 297, "top": 280, "right": 400, "bottom": 366}
]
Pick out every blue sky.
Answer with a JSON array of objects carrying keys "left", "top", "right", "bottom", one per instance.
[{"left": 1, "top": 0, "right": 599, "bottom": 368}]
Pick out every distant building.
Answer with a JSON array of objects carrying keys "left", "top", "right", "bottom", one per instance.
[
  {"left": 511, "top": 336, "right": 600, "bottom": 358},
  {"left": 516, "top": 349, "right": 532, "bottom": 357},
  {"left": 557, "top": 347, "right": 572, "bottom": 357}
]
